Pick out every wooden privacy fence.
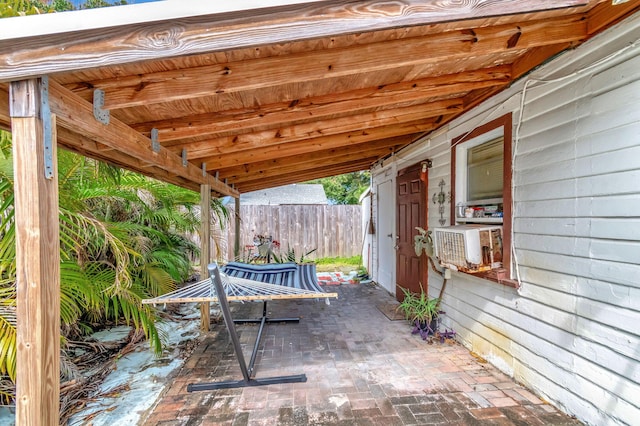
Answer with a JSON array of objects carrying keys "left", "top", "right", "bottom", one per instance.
[{"left": 217, "top": 205, "right": 363, "bottom": 261}]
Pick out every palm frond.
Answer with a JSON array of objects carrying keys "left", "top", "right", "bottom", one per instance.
[
  {"left": 59, "top": 262, "right": 97, "bottom": 325},
  {"left": 139, "top": 264, "right": 176, "bottom": 297},
  {"left": 0, "top": 377, "right": 14, "bottom": 405},
  {"left": 0, "top": 138, "right": 225, "bottom": 389},
  {"left": 0, "top": 305, "right": 17, "bottom": 382},
  {"left": 81, "top": 262, "right": 162, "bottom": 354}
]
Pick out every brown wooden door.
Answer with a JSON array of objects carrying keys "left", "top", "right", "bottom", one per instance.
[{"left": 396, "top": 164, "right": 427, "bottom": 301}]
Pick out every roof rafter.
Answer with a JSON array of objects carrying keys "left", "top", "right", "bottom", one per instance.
[
  {"left": 237, "top": 158, "right": 379, "bottom": 193},
  {"left": 137, "top": 65, "right": 511, "bottom": 143},
  {"left": 219, "top": 137, "right": 411, "bottom": 183},
  {"left": 198, "top": 117, "right": 446, "bottom": 171},
  {"left": 172, "top": 99, "right": 461, "bottom": 158},
  {"left": 56, "top": 127, "right": 203, "bottom": 192},
  {"left": 67, "top": 15, "right": 587, "bottom": 109},
  {"left": 227, "top": 148, "right": 403, "bottom": 186},
  {"left": 0, "top": 1, "right": 635, "bottom": 195},
  {"left": 0, "top": 0, "right": 587, "bottom": 82},
  {"left": 228, "top": 149, "right": 391, "bottom": 187},
  {"left": 47, "top": 79, "right": 238, "bottom": 197}
]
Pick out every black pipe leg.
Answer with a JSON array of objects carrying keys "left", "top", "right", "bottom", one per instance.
[{"left": 186, "top": 264, "right": 308, "bottom": 392}]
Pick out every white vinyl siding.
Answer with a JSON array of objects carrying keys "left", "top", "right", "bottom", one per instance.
[{"left": 372, "top": 12, "right": 640, "bottom": 426}]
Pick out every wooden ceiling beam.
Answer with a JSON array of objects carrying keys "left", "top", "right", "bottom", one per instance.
[
  {"left": 139, "top": 66, "right": 510, "bottom": 143},
  {"left": 228, "top": 152, "right": 390, "bottom": 187},
  {"left": 47, "top": 79, "right": 238, "bottom": 197},
  {"left": 68, "top": 15, "right": 587, "bottom": 109},
  {"left": 228, "top": 150, "right": 400, "bottom": 185},
  {"left": 217, "top": 135, "right": 412, "bottom": 180},
  {"left": 56, "top": 127, "right": 201, "bottom": 192},
  {"left": 236, "top": 158, "right": 377, "bottom": 193},
  {"left": 0, "top": 0, "right": 586, "bottom": 83},
  {"left": 172, "top": 99, "right": 462, "bottom": 158},
  {"left": 197, "top": 117, "right": 445, "bottom": 170},
  {"left": 216, "top": 135, "right": 413, "bottom": 176}
]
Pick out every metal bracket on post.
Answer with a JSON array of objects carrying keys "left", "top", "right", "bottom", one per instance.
[
  {"left": 93, "top": 89, "right": 110, "bottom": 124},
  {"left": 202, "top": 162, "right": 207, "bottom": 177},
  {"left": 182, "top": 149, "right": 188, "bottom": 167},
  {"left": 40, "top": 77, "right": 54, "bottom": 180},
  {"left": 151, "top": 128, "right": 160, "bottom": 153},
  {"left": 215, "top": 171, "right": 220, "bottom": 181}
]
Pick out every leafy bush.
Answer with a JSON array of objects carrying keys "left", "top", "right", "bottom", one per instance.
[
  {"left": 396, "top": 285, "right": 440, "bottom": 339},
  {"left": 0, "top": 130, "right": 227, "bottom": 401}
]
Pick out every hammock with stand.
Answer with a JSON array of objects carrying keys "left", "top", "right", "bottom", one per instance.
[{"left": 142, "top": 262, "right": 338, "bottom": 390}]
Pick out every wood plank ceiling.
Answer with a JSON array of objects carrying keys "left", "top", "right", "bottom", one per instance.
[{"left": 0, "top": 0, "right": 638, "bottom": 195}]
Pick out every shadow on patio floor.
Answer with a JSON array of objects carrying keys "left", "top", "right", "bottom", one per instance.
[{"left": 143, "top": 282, "right": 582, "bottom": 425}]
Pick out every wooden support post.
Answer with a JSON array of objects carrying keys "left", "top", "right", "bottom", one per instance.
[
  {"left": 234, "top": 196, "right": 241, "bottom": 259},
  {"left": 200, "top": 184, "right": 211, "bottom": 331},
  {"left": 10, "top": 78, "right": 60, "bottom": 425}
]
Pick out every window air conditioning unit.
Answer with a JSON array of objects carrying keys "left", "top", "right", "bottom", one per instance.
[{"left": 433, "top": 225, "right": 503, "bottom": 273}]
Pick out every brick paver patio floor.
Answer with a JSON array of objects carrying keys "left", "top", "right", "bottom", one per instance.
[{"left": 143, "top": 282, "right": 582, "bottom": 425}]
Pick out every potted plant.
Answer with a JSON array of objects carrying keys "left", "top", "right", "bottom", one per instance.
[
  {"left": 271, "top": 246, "right": 319, "bottom": 287},
  {"left": 414, "top": 226, "right": 433, "bottom": 257},
  {"left": 253, "top": 234, "right": 275, "bottom": 257},
  {"left": 396, "top": 284, "right": 440, "bottom": 340}
]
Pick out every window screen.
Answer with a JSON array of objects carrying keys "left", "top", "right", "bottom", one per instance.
[{"left": 467, "top": 136, "right": 503, "bottom": 201}]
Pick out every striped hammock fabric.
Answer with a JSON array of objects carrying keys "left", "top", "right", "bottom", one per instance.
[{"left": 142, "top": 262, "right": 337, "bottom": 305}]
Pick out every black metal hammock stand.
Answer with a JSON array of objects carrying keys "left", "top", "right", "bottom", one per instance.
[{"left": 142, "top": 262, "right": 337, "bottom": 390}]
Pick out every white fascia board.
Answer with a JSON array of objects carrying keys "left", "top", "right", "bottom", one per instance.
[{"left": 0, "top": 0, "right": 328, "bottom": 41}]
